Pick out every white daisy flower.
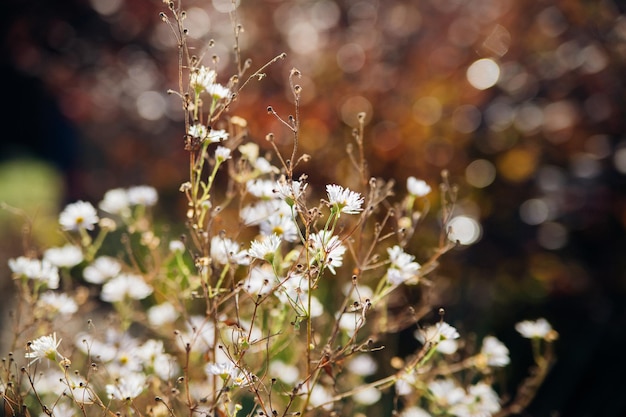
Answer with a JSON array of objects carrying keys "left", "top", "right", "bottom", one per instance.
[
  {"left": 480, "top": 336, "right": 510, "bottom": 367},
  {"left": 37, "top": 292, "right": 78, "bottom": 316},
  {"left": 83, "top": 256, "right": 122, "bottom": 284},
  {"left": 59, "top": 201, "right": 99, "bottom": 231},
  {"left": 105, "top": 373, "right": 146, "bottom": 400},
  {"left": 127, "top": 185, "right": 158, "bottom": 206},
  {"left": 249, "top": 234, "right": 282, "bottom": 261},
  {"left": 214, "top": 145, "right": 231, "bottom": 162},
  {"left": 44, "top": 244, "right": 83, "bottom": 268},
  {"left": 326, "top": 184, "right": 364, "bottom": 215},
  {"left": 407, "top": 176, "right": 432, "bottom": 197},
  {"left": 260, "top": 212, "right": 299, "bottom": 242},
  {"left": 25, "top": 333, "right": 62, "bottom": 364},
  {"left": 415, "top": 322, "right": 460, "bottom": 354},
  {"left": 515, "top": 318, "right": 556, "bottom": 340},
  {"left": 147, "top": 302, "right": 178, "bottom": 326},
  {"left": 206, "top": 83, "right": 231, "bottom": 99},
  {"left": 99, "top": 188, "right": 130, "bottom": 216},
  {"left": 210, "top": 235, "right": 249, "bottom": 266},
  {"left": 189, "top": 123, "right": 208, "bottom": 139},
  {"left": 207, "top": 128, "right": 229, "bottom": 143},
  {"left": 100, "top": 273, "right": 153, "bottom": 302},
  {"left": 273, "top": 178, "right": 307, "bottom": 206},
  {"left": 9, "top": 257, "right": 59, "bottom": 289},
  {"left": 246, "top": 179, "right": 278, "bottom": 199},
  {"left": 386, "top": 245, "right": 421, "bottom": 285},
  {"left": 449, "top": 382, "right": 501, "bottom": 417},
  {"left": 428, "top": 378, "right": 465, "bottom": 408},
  {"left": 243, "top": 265, "right": 274, "bottom": 296},
  {"left": 309, "top": 231, "right": 346, "bottom": 274},
  {"left": 190, "top": 66, "right": 217, "bottom": 92}
]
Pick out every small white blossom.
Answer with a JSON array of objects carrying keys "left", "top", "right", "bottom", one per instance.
[
  {"left": 127, "top": 185, "right": 158, "bottom": 206},
  {"left": 252, "top": 156, "right": 279, "bottom": 174},
  {"left": 25, "top": 333, "right": 62, "bottom": 364},
  {"left": 189, "top": 123, "right": 208, "bottom": 139},
  {"left": 37, "top": 292, "right": 78, "bottom": 316},
  {"left": 326, "top": 184, "right": 364, "bottom": 215},
  {"left": 249, "top": 234, "right": 281, "bottom": 261},
  {"left": 243, "top": 265, "right": 274, "bottom": 296},
  {"left": 206, "top": 362, "right": 236, "bottom": 379},
  {"left": 353, "top": 386, "right": 382, "bottom": 405},
  {"left": 428, "top": 378, "right": 465, "bottom": 408},
  {"left": 214, "top": 145, "right": 231, "bottom": 162},
  {"left": 106, "top": 373, "right": 146, "bottom": 400},
  {"left": 206, "top": 83, "right": 231, "bottom": 99},
  {"left": 190, "top": 66, "right": 217, "bottom": 92},
  {"left": 44, "top": 244, "right": 83, "bottom": 268},
  {"left": 169, "top": 240, "right": 185, "bottom": 253},
  {"left": 480, "top": 336, "right": 510, "bottom": 367},
  {"left": 416, "top": 322, "right": 460, "bottom": 354},
  {"left": 207, "top": 128, "right": 229, "bottom": 143},
  {"left": 449, "top": 382, "right": 501, "bottom": 417},
  {"left": 210, "top": 236, "right": 249, "bottom": 266},
  {"left": 101, "top": 274, "right": 153, "bottom": 302},
  {"left": 9, "top": 257, "right": 59, "bottom": 289},
  {"left": 147, "top": 302, "right": 179, "bottom": 326},
  {"left": 83, "top": 256, "right": 122, "bottom": 284},
  {"left": 274, "top": 178, "right": 307, "bottom": 206},
  {"left": 387, "top": 245, "right": 421, "bottom": 285},
  {"left": 309, "top": 231, "right": 346, "bottom": 274},
  {"left": 59, "top": 201, "right": 99, "bottom": 231},
  {"left": 260, "top": 212, "right": 299, "bottom": 242},
  {"left": 407, "top": 176, "right": 432, "bottom": 197},
  {"left": 99, "top": 188, "right": 130, "bottom": 216},
  {"left": 246, "top": 179, "right": 278, "bottom": 199},
  {"left": 515, "top": 318, "right": 555, "bottom": 340}
]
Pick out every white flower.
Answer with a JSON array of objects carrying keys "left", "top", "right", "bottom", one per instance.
[
  {"left": 9, "top": 257, "right": 59, "bottom": 289},
  {"left": 189, "top": 123, "right": 208, "bottom": 139},
  {"left": 449, "top": 382, "right": 501, "bottom": 417},
  {"left": 274, "top": 178, "right": 307, "bottom": 206},
  {"left": 147, "top": 302, "right": 178, "bottom": 326},
  {"left": 44, "top": 244, "right": 83, "bottom": 268},
  {"left": 242, "top": 265, "right": 274, "bottom": 296},
  {"left": 25, "top": 333, "right": 62, "bottom": 364},
  {"left": 59, "top": 201, "right": 99, "bottom": 231},
  {"left": 415, "top": 322, "right": 460, "bottom": 354},
  {"left": 205, "top": 362, "right": 236, "bottom": 379},
  {"left": 326, "top": 184, "right": 364, "bottom": 215},
  {"left": 309, "top": 231, "right": 346, "bottom": 274},
  {"left": 260, "top": 212, "right": 299, "bottom": 242},
  {"left": 99, "top": 188, "right": 130, "bottom": 216},
  {"left": 83, "top": 256, "right": 122, "bottom": 284},
  {"left": 207, "top": 128, "right": 229, "bottom": 143},
  {"left": 190, "top": 66, "right": 217, "bottom": 92},
  {"left": 37, "top": 292, "right": 78, "bottom": 316},
  {"left": 127, "top": 185, "right": 158, "bottom": 206},
  {"left": 101, "top": 274, "right": 153, "bottom": 302},
  {"left": 246, "top": 179, "right": 278, "bottom": 199},
  {"left": 238, "top": 142, "right": 259, "bottom": 161},
  {"left": 407, "top": 176, "right": 432, "bottom": 197},
  {"left": 252, "top": 156, "right": 279, "bottom": 174},
  {"left": 214, "top": 145, "right": 231, "bottom": 162},
  {"left": 428, "top": 378, "right": 465, "bottom": 408},
  {"left": 515, "top": 318, "right": 555, "bottom": 340},
  {"left": 249, "top": 234, "right": 281, "bottom": 261},
  {"left": 210, "top": 236, "right": 249, "bottom": 266},
  {"left": 480, "top": 336, "right": 510, "bottom": 367},
  {"left": 387, "top": 245, "right": 421, "bottom": 285},
  {"left": 206, "top": 83, "right": 231, "bottom": 99},
  {"left": 169, "top": 240, "right": 185, "bottom": 253},
  {"left": 106, "top": 373, "right": 146, "bottom": 400},
  {"left": 396, "top": 371, "right": 417, "bottom": 396}
]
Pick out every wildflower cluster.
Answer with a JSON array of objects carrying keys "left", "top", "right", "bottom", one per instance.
[{"left": 1, "top": 2, "right": 558, "bottom": 417}]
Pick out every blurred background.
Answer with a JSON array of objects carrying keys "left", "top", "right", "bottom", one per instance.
[{"left": 2, "top": 0, "right": 626, "bottom": 415}]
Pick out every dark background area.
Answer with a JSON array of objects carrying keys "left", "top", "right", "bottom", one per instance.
[{"left": 2, "top": 0, "right": 626, "bottom": 415}]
